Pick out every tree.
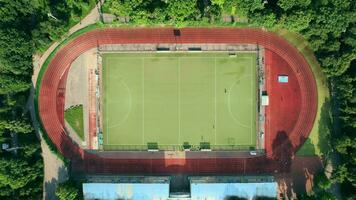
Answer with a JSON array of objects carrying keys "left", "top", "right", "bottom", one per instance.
[
  {"left": 0, "top": 29, "right": 33, "bottom": 76},
  {"left": 314, "top": 172, "right": 332, "bottom": 190},
  {"left": 56, "top": 179, "right": 80, "bottom": 200},
  {"left": 0, "top": 119, "right": 33, "bottom": 134},
  {"left": 211, "top": 0, "right": 225, "bottom": 8},
  {"left": 319, "top": 53, "right": 355, "bottom": 76},
  {"left": 0, "top": 158, "right": 43, "bottom": 191},
  {"left": 0, "top": 0, "right": 43, "bottom": 27},
  {"left": 331, "top": 164, "right": 349, "bottom": 184},
  {"left": 335, "top": 136, "right": 356, "bottom": 154},
  {"left": 0, "top": 74, "right": 31, "bottom": 94},
  {"left": 277, "top": 0, "right": 311, "bottom": 11},
  {"left": 279, "top": 10, "right": 312, "bottom": 32},
  {"left": 250, "top": 12, "right": 277, "bottom": 28},
  {"left": 236, "top": 0, "right": 265, "bottom": 13},
  {"left": 167, "top": 0, "right": 198, "bottom": 23}
]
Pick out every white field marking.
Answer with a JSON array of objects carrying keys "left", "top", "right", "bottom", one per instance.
[
  {"left": 106, "top": 56, "right": 254, "bottom": 59},
  {"left": 226, "top": 74, "right": 252, "bottom": 129},
  {"left": 105, "top": 56, "right": 109, "bottom": 145},
  {"left": 250, "top": 56, "right": 256, "bottom": 146},
  {"left": 104, "top": 54, "right": 256, "bottom": 146},
  {"left": 214, "top": 57, "right": 217, "bottom": 145},
  {"left": 142, "top": 58, "right": 145, "bottom": 145},
  {"left": 178, "top": 57, "right": 181, "bottom": 144},
  {"left": 106, "top": 79, "right": 133, "bottom": 129},
  {"left": 215, "top": 56, "right": 255, "bottom": 146}
]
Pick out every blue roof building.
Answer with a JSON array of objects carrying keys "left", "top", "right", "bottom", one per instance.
[{"left": 82, "top": 176, "right": 278, "bottom": 200}]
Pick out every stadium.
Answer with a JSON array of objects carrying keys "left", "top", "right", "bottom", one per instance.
[{"left": 37, "top": 28, "right": 317, "bottom": 198}]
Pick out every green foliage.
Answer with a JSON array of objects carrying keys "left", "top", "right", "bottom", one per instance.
[
  {"left": 277, "top": 0, "right": 311, "bottom": 11},
  {"left": 335, "top": 136, "right": 356, "bottom": 154},
  {"left": 314, "top": 172, "right": 332, "bottom": 190},
  {"left": 0, "top": 137, "right": 43, "bottom": 200},
  {"left": 0, "top": 0, "right": 96, "bottom": 199},
  {"left": 299, "top": 191, "right": 337, "bottom": 200},
  {"left": 167, "top": 0, "right": 198, "bottom": 23},
  {"left": 0, "top": 119, "right": 33, "bottom": 134},
  {"left": 0, "top": 0, "right": 43, "bottom": 27},
  {"left": 55, "top": 179, "right": 80, "bottom": 200},
  {"left": 279, "top": 10, "right": 312, "bottom": 32},
  {"left": 0, "top": 74, "right": 31, "bottom": 94},
  {"left": 331, "top": 164, "right": 349, "bottom": 184},
  {"left": 0, "top": 29, "right": 33, "bottom": 75},
  {"left": 210, "top": 0, "right": 225, "bottom": 8}
]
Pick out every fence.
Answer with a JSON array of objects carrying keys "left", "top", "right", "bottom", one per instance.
[{"left": 102, "top": 144, "right": 265, "bottom": 152}]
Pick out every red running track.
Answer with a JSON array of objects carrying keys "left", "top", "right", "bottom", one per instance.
[{"left": 38, "top": 28, "right": 317, "bottom": 174}]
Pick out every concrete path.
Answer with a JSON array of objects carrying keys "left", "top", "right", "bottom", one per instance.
[{"left": 30, "top": 1, "right": 103, "bottom": 199}]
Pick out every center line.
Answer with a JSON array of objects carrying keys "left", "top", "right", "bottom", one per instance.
[
  {"left": 214, "top": 57, "right": 217, "bottom": 145},
  {"left": 142, "top": 58, "right": 145, "bottom": 145},
  {"left": 178, "top": 57, "right": 181, "bottom": 144}
]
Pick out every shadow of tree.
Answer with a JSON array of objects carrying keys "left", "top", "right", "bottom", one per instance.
[
  {"left": 271, "top": 131, "right": 293, "bottom": 173},
  {"left": 253, "top": 197, "right": 276, "bottom": 200},
  {"left": 318, "top": 98, "right": 332, "bottom": 156},
  {"left": 224, "top": 196, "right": 247, "bottom": 200},
  {"left": 44, "top": 166, "right": 68, "bottom": 200}
]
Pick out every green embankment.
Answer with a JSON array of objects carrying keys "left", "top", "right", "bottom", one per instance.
[{"left": 65, "top": 105, "right": 85, "bottom": 140}]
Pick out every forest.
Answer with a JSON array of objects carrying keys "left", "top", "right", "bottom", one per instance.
[
  {"left": 0, "top": 0, "right": 96, "bottom": 199},
  {"left": 0, "top": 0, "right": 354, "bottom": 199}
]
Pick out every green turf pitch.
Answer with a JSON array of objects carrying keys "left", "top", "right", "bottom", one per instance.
[{"left": 102, "top": 52, "right": 257, "bottom": 150}]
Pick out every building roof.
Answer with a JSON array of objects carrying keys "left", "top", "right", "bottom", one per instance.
[
  {"left": 190, "top": 182, "right": 278, "bottom": 200},
  {"left": 278, "top": 75, "right": 289, "bottom": 83},
  {"left": 82, "top": 176, "right": 278, "bottom": 200},
  {"left": 83, "top": 183, "right": 170, "bottom": 200}
]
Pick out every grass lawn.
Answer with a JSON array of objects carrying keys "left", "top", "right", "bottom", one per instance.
[
  {"left": 275, "top": 29, "right": 331, "bottom": 156},
  {"left": 102, "top": 52, "right": 257, "bottom": 150},
  {"left": 65, "top": 105, "right": 85, "bottom": 140}
]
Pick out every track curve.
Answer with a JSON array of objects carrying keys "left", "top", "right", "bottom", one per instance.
[{"left": 38, "top": 28, "right": 317, "bottom": 174}]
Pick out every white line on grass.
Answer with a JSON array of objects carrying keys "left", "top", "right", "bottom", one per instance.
[
  {"left": 105, "top": 56, "right": 109, "bottom": 145},
  {"left": 178, "top": 57, "right": 181, "bottom": 144},
  {"left": 250, "top": 56, "right": 254, "bottom": 146},
  {"left": 214, "top": 57, "right": 217, "bottom": 145},
  {"left": 142, "top": 58, "right": 145, "bottom": 145}
]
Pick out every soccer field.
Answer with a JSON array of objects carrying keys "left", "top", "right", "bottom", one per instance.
[{"left": 102, "top": 52, "right": 257, "bottom": 150}]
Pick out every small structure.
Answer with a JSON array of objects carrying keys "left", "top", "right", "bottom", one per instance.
[
  {"left": 261, "top": 95, "right": 269, "bottom": 106},
  {"left": 102, "top": 14, "right": 116, "bottom": 23},
  {"left": 2, "top": 143, "right": 9, "bottom": 150},
  {"left": 278, "top": 75, "right": 289, "bottom": 83}
]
